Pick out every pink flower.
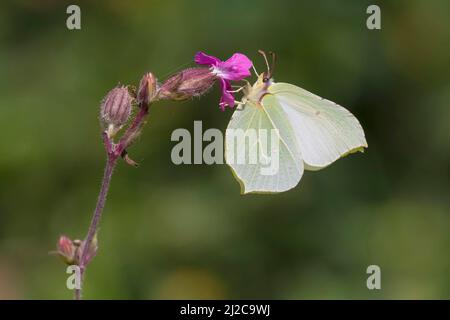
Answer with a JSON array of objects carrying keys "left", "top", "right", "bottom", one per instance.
[{"left": 195, "top": 51, "right": 253, "bottom": 110}]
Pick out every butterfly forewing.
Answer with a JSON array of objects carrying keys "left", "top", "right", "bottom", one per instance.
[{"left": 268, "top": 82, "right": 368, "bottom": 170}]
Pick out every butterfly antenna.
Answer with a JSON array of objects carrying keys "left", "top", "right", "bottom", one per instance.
[
  {"left": 269, "top": 51, "right": 276, "bottom": 77},
  {"left": 258, "top": 50, "right": 271, "bottom": 76}
]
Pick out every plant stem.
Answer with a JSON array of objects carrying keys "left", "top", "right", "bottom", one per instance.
[
  {"left": 75, "top": 156, "right": 117, "bottom": 300},
  {"left": 74, "top": 103, "right": 149, "bottom": 300}
]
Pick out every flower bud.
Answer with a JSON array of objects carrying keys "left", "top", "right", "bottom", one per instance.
[
  {"left": 158, "top": 67, "right": 216, "bottom": 101},
  {"left": 100, "top": 86, "right": 133, "bottom": 137},
  {"left": 56, "top": 235, "right": 80, "bottom": 265},
  {"left": 137, "top": 72, "right": 158, "bottom": 105}
]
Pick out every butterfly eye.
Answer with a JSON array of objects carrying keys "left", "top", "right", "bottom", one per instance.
[{"left": 263, "top": 77, "right": 269, "bottom": 83}]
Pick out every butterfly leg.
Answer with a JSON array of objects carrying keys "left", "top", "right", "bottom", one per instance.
[
  {"left": 227, "top": 86, "right": 245, "bottom": 93},
  {"left": 234, "top": 101, "right": 246, "bottom": 110},
  {"left": 252, "top": 64, "right": 259, "bottom": 77}
]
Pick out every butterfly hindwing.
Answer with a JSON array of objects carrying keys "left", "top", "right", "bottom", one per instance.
[{"left": 225, "top": 99, "right": 303, "bottom": 194}]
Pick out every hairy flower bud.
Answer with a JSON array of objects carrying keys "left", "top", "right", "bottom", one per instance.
[
  {"left": 158, "top": 67, "right": 216, "bottom": 101},
  {"left": 100, "top": 86, "right": 133, "bottom": 137},
  {"left": 137, "top": 72, "right": 158, "bottom": 105}
]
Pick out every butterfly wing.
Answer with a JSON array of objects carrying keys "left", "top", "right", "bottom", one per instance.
[
  {"left": 225, "top": 98, "right": 304, "bottom": 194},
  {"left": 269, "top": 82, "right": 368, "bottom": 170}
]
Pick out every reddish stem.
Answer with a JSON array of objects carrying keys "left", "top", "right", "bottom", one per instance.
[
  {"left": 75, "top": 155, "right": 117, "bottom": 300},
  {"left": 75, "top": 103, "right": 149, "bottom": 300}
]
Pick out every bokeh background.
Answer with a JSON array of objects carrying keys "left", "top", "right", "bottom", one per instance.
[{"left": 1, "top": 0, "right": 450, "bottom": 299}]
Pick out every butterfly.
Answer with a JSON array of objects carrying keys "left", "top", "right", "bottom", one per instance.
[{"left": 225, "top": 51, "right": 368, "bottom": 194}]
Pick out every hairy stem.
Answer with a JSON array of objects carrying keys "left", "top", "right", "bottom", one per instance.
[
  {"left": 75, "top": 156, "right": 117, "bottom": 300},
  {"left": 74, "top": 103, "right": 149, "bottom": 300}
]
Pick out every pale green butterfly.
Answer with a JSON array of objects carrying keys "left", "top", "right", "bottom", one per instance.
[{"left": 225, "top": 51, "right": 368, "bottom": 194}]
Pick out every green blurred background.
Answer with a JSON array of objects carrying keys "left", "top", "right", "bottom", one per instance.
[{"left": 1, "top": 0, "right": 449, "bottom": 299}]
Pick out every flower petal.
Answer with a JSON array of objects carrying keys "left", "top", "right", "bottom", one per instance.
[
  {"left": 224, "top": 53, "right": 253, "bottom": 70},
  {"left": 218, "top": 78, "right": 235, "bottom": 111},
  {"left": 218, "top": 53, "right": 253, "bottom": 81},
  {"left": 194, "top": 51, "right": 221, "bottom": 66}
]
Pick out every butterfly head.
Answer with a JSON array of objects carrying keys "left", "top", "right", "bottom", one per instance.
[
  {"left": 259, "top": 50, "right": 276, "bottom": 83},
  {"left": 252, "top": 50, "right": 276, "bottom": 92},
  {"left": 242, "top": 51, "right": 276, "bottom": 103}
]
